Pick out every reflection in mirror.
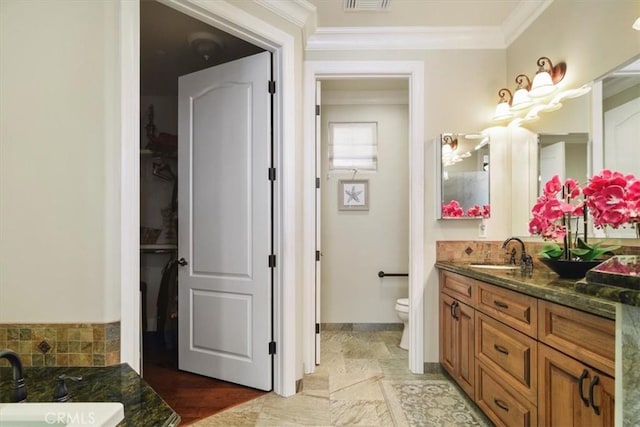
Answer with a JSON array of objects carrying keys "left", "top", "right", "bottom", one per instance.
[
  {"left": 599, "top": 57, "right": 640, "bottom": 238},
  {"left": 538, "top": 132, "right": 589, "bottom": 196},
  {"left": 439, "top": 133, "right": 490, "bottom": 219},
  {"left": 512, "top": 55, "right": 640, "bottom": 239}
]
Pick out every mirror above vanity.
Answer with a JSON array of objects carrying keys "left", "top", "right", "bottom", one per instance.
[
  {"left": 438, "top": 132, "right": 490, "bottom": 219},
  {"left": 510, "top": 54, "right": 640, "bottom": 239}
]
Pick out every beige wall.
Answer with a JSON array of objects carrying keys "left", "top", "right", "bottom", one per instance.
[
  {"left": 320, "top": 102, "right": 409, "bottom": 323},
  {"left": 0, "top": 1, "right": 121, "bottom": 323},
  {"left": 507, "top": 0, "right": 639, "bottom": 93}
]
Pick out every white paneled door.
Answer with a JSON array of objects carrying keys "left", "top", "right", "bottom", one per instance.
[{"left": 178, "top": 51, "right": 273, "bottom": 391}]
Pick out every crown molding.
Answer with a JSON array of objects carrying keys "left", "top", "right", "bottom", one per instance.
[
  {"left": 254, "top": 0, "right": 316, "bottom": 28},
  {"left": 306, "top": 26, "right": 507, "bottom": 51},
  {"left": 502, "top": 0, "right": 554, "bottom": 46}
]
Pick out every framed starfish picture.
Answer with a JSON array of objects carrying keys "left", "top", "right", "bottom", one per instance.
[{"left": 338, "top": 179, "right": 369, "bottom": 211}]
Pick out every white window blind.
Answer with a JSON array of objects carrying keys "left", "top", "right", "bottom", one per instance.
[{"left": 328, "top": 122, "right": 378, "bottom": 171}]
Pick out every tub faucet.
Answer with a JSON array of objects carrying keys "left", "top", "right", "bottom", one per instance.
[
  {"left": 502, "top": 237, "right": 532, "bottom": 268},
  {"left": 0, "top": 349, "right": 27, "bottom": 402}
]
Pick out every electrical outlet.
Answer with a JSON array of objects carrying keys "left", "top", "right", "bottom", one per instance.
[{"left": 478, "top": 220, "right": 487, "bottom": 238}]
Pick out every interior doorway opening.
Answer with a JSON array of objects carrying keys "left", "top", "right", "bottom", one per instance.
[
  {"left": 303, "top": 61, "right": 426, "bottom": 375},
  {"left": 139, "top": 0, "right": 264, "bottom": 372},
  {"left": 138, "top": 2, "right": 273, "bottom": 419},
  {"left": 315, "top": 78, "right": 411, "bottom": 362}
]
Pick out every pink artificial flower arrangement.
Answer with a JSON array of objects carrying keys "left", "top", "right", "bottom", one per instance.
[
  {"left": 442, "top": 200, "right": 463, "bottom": 217},
  {"left": 466, "top": 204, "right": 490, "bottom": 218},
  {"left": 582, "top": 169, "right": 640, "bottom": 230},
  {"left": 530, "top": 173, "right": 624, "bottom": 262},
  {"left": 529, "top": 175, "right": 584, "bottom": 241}
]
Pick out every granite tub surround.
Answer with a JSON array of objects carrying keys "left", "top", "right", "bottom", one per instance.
[
  {"left": 620, "top": 304, "right": 640, "bottom": 426},
  {"left": 0, "top": 363, "right": 179, "bottom": 426},
  {"left": 0, "top": 322, "right": 120, "bottom": 367},
  {"left": 436, "top": 260, "right": 616, "bottom": 319}
]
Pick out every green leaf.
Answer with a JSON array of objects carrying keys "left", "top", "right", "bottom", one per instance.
[{"left": 539, "top": 243, "right": 564, "bottom": 259}]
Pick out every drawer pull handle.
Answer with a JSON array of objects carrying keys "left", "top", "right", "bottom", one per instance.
[
  {"left": 589, "top": 375, "right": 601, "bottom": 416},
  {"left": 494, "top": 344, "right": 509, "bottom": 355},
  {"left": 494, "top": 398, "right": 509, "bottom": 412},
  {"left": 578, "top": 369, "right": 589, "bottom": 407},
  {"left": 450, "top": 301, "right": 459, "bottom": 319},
  {"left": 493, "top": 300, "right": 509, "bottom": 309}
]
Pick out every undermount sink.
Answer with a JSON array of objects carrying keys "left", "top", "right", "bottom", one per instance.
[
  {"left": 468, "top": 263, "right": 520, "bottom": 270},
  {"left": 0, "top": 402, "right": 124, "bottom": 427}
]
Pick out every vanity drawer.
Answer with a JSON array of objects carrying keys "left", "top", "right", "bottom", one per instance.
[
  {"left": 475, "top": 361, "right": 538, "bottom": 427},
  {"left": 476, "top": 312, "right": 537, "bottom": 404},
  {"left": 477, "top": 283, "right": 537, "bottom": 338},
  {"left": 440, "top": 270, "right": 476, "bottom": 306},
  {"left": 538, "top": 300, "right": 615, "bottom": 377}
]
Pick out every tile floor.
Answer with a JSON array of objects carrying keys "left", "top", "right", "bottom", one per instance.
[{"left": 192, "top": 329, "right": 485, "bottom": 426}]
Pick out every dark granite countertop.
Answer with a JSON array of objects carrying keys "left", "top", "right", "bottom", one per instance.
[
  {"left": 578, "top": 255, "right": 640, "bottom": 307},
  {"left": 436, "top": 261, "right": 617, "bottom": 319},
  {"left": 0, "top": 363, "right": 180, "bottom": 426}
]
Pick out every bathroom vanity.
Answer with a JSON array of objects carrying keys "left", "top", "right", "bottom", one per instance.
[
  {"left": 437, "top": 262, "right": 616, "bottom": 427},
  {"left": 0, "top": 363, "right": 180, "bottom": 426}
]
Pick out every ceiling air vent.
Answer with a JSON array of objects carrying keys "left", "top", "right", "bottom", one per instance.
[{"left": 343, "top": 0, "right": 391, "bottom": 12}]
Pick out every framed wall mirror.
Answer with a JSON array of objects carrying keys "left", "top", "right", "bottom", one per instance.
[
  {"left": 511, "top": 54, "right": 640, "bottom": 239},
  {"left": 438, "top": 132, "right": 490, "bottom": 219}
]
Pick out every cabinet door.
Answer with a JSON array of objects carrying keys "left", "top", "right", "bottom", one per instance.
[
  {"left": 538, "top": 343, "right": 614, "bottom": 427},
  {"left": 440, "top": 292, "right": 456, "bottom": 377},
  {"left": 456, "top": 300, "right": 475, "bottom": 399},
  {"left": 439, "top": 292, "right": 475, "bottom": 399}
]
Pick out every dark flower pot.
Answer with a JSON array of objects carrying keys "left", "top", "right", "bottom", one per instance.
[{"left": 540, "top": 259, "right": 604, "bottom": 279}]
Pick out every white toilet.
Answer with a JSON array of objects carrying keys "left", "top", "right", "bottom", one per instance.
[{"left": 395, "top": 298, "right": 409, "bottom": 350}]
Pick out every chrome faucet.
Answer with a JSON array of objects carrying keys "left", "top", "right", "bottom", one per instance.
[
  {"left": 0, "top": 349, "right": 27, "bottom": 402},
  {"left": 502, "top": 237, "right": 533, "bottom": 269}
]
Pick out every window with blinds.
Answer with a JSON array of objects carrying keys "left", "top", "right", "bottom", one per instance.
[{"left": 328, "top": 122, "right": 378, "bottom": 171}]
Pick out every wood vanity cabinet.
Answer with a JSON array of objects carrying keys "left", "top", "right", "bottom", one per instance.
[
  {"left": 538, "top": 343, "right": 615, "bottom": 427},
  {"left": 439, "top": 271, "right": 477, "bottom": 399},
  {"left": 438, "top": 270, "right": 615, "bottom": 427},
  {"left": 537, "top": 300, "right": 615, "bottom": 427}
]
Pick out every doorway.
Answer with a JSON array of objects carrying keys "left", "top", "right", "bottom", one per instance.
[
  {"left": 139, "top": 0, "right": 265, "bottom": 369},
  {"left": 316, "top": 78, "right": 410, "bottom": 357},
  {"left": 303, "top": 61, "right": 426, "bottom": 375},
  {"left": 121, "top": 0, "right": 298, "bottom": 397}
]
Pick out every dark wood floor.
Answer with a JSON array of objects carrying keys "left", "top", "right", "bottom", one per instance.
[{"left": 142, "top": 335, "right": 267, "bottom": 425}]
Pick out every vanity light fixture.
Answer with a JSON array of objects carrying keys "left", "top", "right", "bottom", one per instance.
[
  {"left": 510, "top": 74, "right": 533, "bottom": 111},
  {"left": 633, "top": 17, "right": 640, "bottom": 30},
  {"left": 529, "top": 57, "right": 567, "bottom": 98},
  {"left": 442, "top": 134, "right": 458, "bottom": 151},
  {"left": 492, "top": 88, "right": 514, "bottom": 121}
]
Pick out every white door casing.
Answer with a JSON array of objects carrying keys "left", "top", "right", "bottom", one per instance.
[
  {"left": 178, "top": 51, "right": 273, "bottom": 391},
  {"left": 303, "top": 61, "right": 425, "bottom": 374},
  {"left": 314, "top": 80, "right": 322, "bottom": 364},
  {"left": 120, "top": 0, "right": 296, "bottom": 396}
]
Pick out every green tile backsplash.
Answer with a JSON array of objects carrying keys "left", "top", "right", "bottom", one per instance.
[{"left": 0, "top": 322, "right": 120, "bottom": 367}]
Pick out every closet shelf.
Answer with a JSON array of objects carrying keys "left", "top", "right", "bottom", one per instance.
[
  {"left": 141, "top": 244, "right": 177, "bottom": 253},
  {"left": 140, "top": 149, "right": 177, "bottom": 158}
]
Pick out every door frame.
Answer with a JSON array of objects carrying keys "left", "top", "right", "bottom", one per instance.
[
  {"left": 302, "top": 61, "right": 425, "bottom": 374},
  {"left": 118, "top": 0, "right": 297, "bottom": 396}
]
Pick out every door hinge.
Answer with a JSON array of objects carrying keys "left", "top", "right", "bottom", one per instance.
[
  {"left": 315, "top": 177, "right": 320, "bottom": 189},
  {"left": 269, "top": 254, "right": 276, "bottom": 268},
  {"left": 315, "top": 104, "right": 320, "bottom": 116},
  {"left": 269, "top": 167, "right": 276, "bottom": 181},
  {"left": 269, "top": 341, "right": 277, "bottom": 355},
  {"left": 315, "top": 323, "right": 320, "bottom": 334},
  {"left": 316, "top": 250, "right": 320, "bottom": 261},
  {"left": 268, "top": 80, "right": 276, "bottom": 94}
]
